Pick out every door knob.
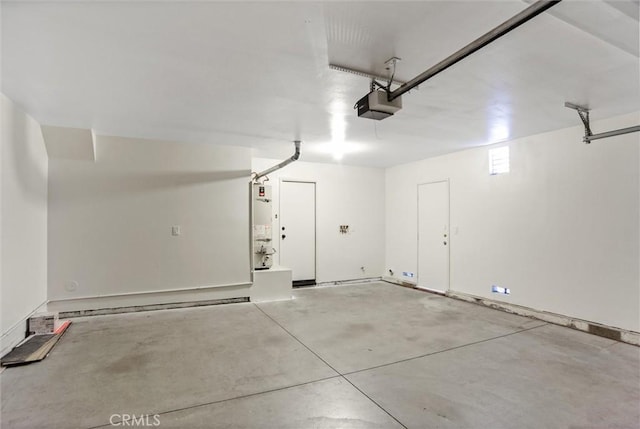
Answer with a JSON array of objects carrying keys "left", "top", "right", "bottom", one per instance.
[{"left": 282, "top": 234, "right": 286, "bottom": 240}]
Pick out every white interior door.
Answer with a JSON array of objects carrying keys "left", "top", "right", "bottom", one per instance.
[
  {"left": 280, "top": 181, "right": 316, "bottom": 283},
  {"left": 418, "top": 181, "right": 450, "bottom": 292}
]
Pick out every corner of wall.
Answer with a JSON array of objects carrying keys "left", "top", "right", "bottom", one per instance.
[{"left": 1, "top": 93, "right": 49, "bottom": 356}]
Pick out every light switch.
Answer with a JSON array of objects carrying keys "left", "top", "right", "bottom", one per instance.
[{"left": 172, "top": 225, "right": 181, "bottom": 236}]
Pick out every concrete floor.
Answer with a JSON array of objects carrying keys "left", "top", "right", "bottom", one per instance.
[{"left": 1, "top": 282, "right": 638, "bottom": 428}]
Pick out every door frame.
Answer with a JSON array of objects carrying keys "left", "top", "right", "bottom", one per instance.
[
  {"left": 417, "top": 179, "right": 451, "bottom": 294},
  {"left": 279, "top": 179, "right": 317, "bottom": 284}
]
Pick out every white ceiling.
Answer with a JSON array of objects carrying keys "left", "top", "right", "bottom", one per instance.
[{"left": 2, "top": 1, "right": 639, "bottom": 167}]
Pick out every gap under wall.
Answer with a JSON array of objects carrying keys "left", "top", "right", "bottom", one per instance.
[{"left": 383, "top": 277, "right": 639, "bottom": 346}]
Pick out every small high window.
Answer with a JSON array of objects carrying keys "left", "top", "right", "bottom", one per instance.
[{"left": 489, "top": 146, "right": 509, "bottom": 175}]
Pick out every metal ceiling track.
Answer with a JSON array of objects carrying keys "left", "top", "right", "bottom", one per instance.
[
  {"left": 565, "top": 102, "right": 640, "bottom": 144},
  {"left": 387, "top": 0, "right": 562, "bottom": 101},
  {"left": 329, "top": 64, "right": 406, "bottom": 87}
]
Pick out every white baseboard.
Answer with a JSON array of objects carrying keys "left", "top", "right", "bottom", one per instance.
[
  {"left": 1, "top": 300, "right": 49, "bottom": 358},
  {"left": 48, "top": 283, "right": 251, "bottom": 315},
  {"left": 446, "top": 290, "right": 639, "bottom": 346},
  {"left": 316, "top": 277, "right": 382, "bottom": 287},
  {"left": 381, "top": 280, "right": 639, "bottom": 347},
  {"left": 382, "top": 276, "right": 417, "bottom": 288}
]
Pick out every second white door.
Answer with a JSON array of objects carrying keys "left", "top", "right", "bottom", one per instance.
[
  {"left": 418, "top": 181, "right": 450, "bottom": 292},
  {"left": 280, "top": 181, "right": 316, "bottom": 284}
]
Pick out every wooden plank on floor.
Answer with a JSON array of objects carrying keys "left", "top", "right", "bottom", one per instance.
[{"left": 1, "top": 321, "right": 72, "bottom": 367}]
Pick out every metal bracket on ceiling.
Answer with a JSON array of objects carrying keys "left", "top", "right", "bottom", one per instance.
[
  {"left": 565, "top": 102, "right": 640, "bottom": 144},
  {"left": 384, "top": 57, "right": 401, "bottom": 91},
  {"left": 565, "top": 102, "right": 592, "bottom": 143}
]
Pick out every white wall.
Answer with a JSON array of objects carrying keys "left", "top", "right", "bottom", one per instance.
[
  {"left": 1, "top": 94, "right": 49, "bottom": 356},
  {"left": 48, "top": 135, "right": 252, "bottom": 310},
  {"left": 252, "top": 158, "right": 385, "bottom": 283},
  {"left": 386, "top": 112, "right": 640, "bottom": 332}
]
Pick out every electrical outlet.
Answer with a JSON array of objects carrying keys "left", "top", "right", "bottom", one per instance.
[{"left": 172, "top": 225, "right": 181, "bottom": 236}]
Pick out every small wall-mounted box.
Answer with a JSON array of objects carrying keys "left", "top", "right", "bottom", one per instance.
[
  {"left": 356, "top": 91, "right": 402, "bottom": 120},
  {"left": 28, "top": 312, "right": 58, "bottom": 335}
]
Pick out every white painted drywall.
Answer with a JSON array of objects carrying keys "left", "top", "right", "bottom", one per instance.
[
  {"left": 386, "top": 112, "right": 640, "bottom": 332},
  {"left": 1, "top": 94, "right": 49, "bottom": 355},
  {"left": 48, "top": 135, "right": 252, "bottom": 306},
  {"left": 41, "top": 125, "right": 95, "bottom": 161},
  {"left": 252, "top": 158, "right": 385, "bottom": 283}
]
